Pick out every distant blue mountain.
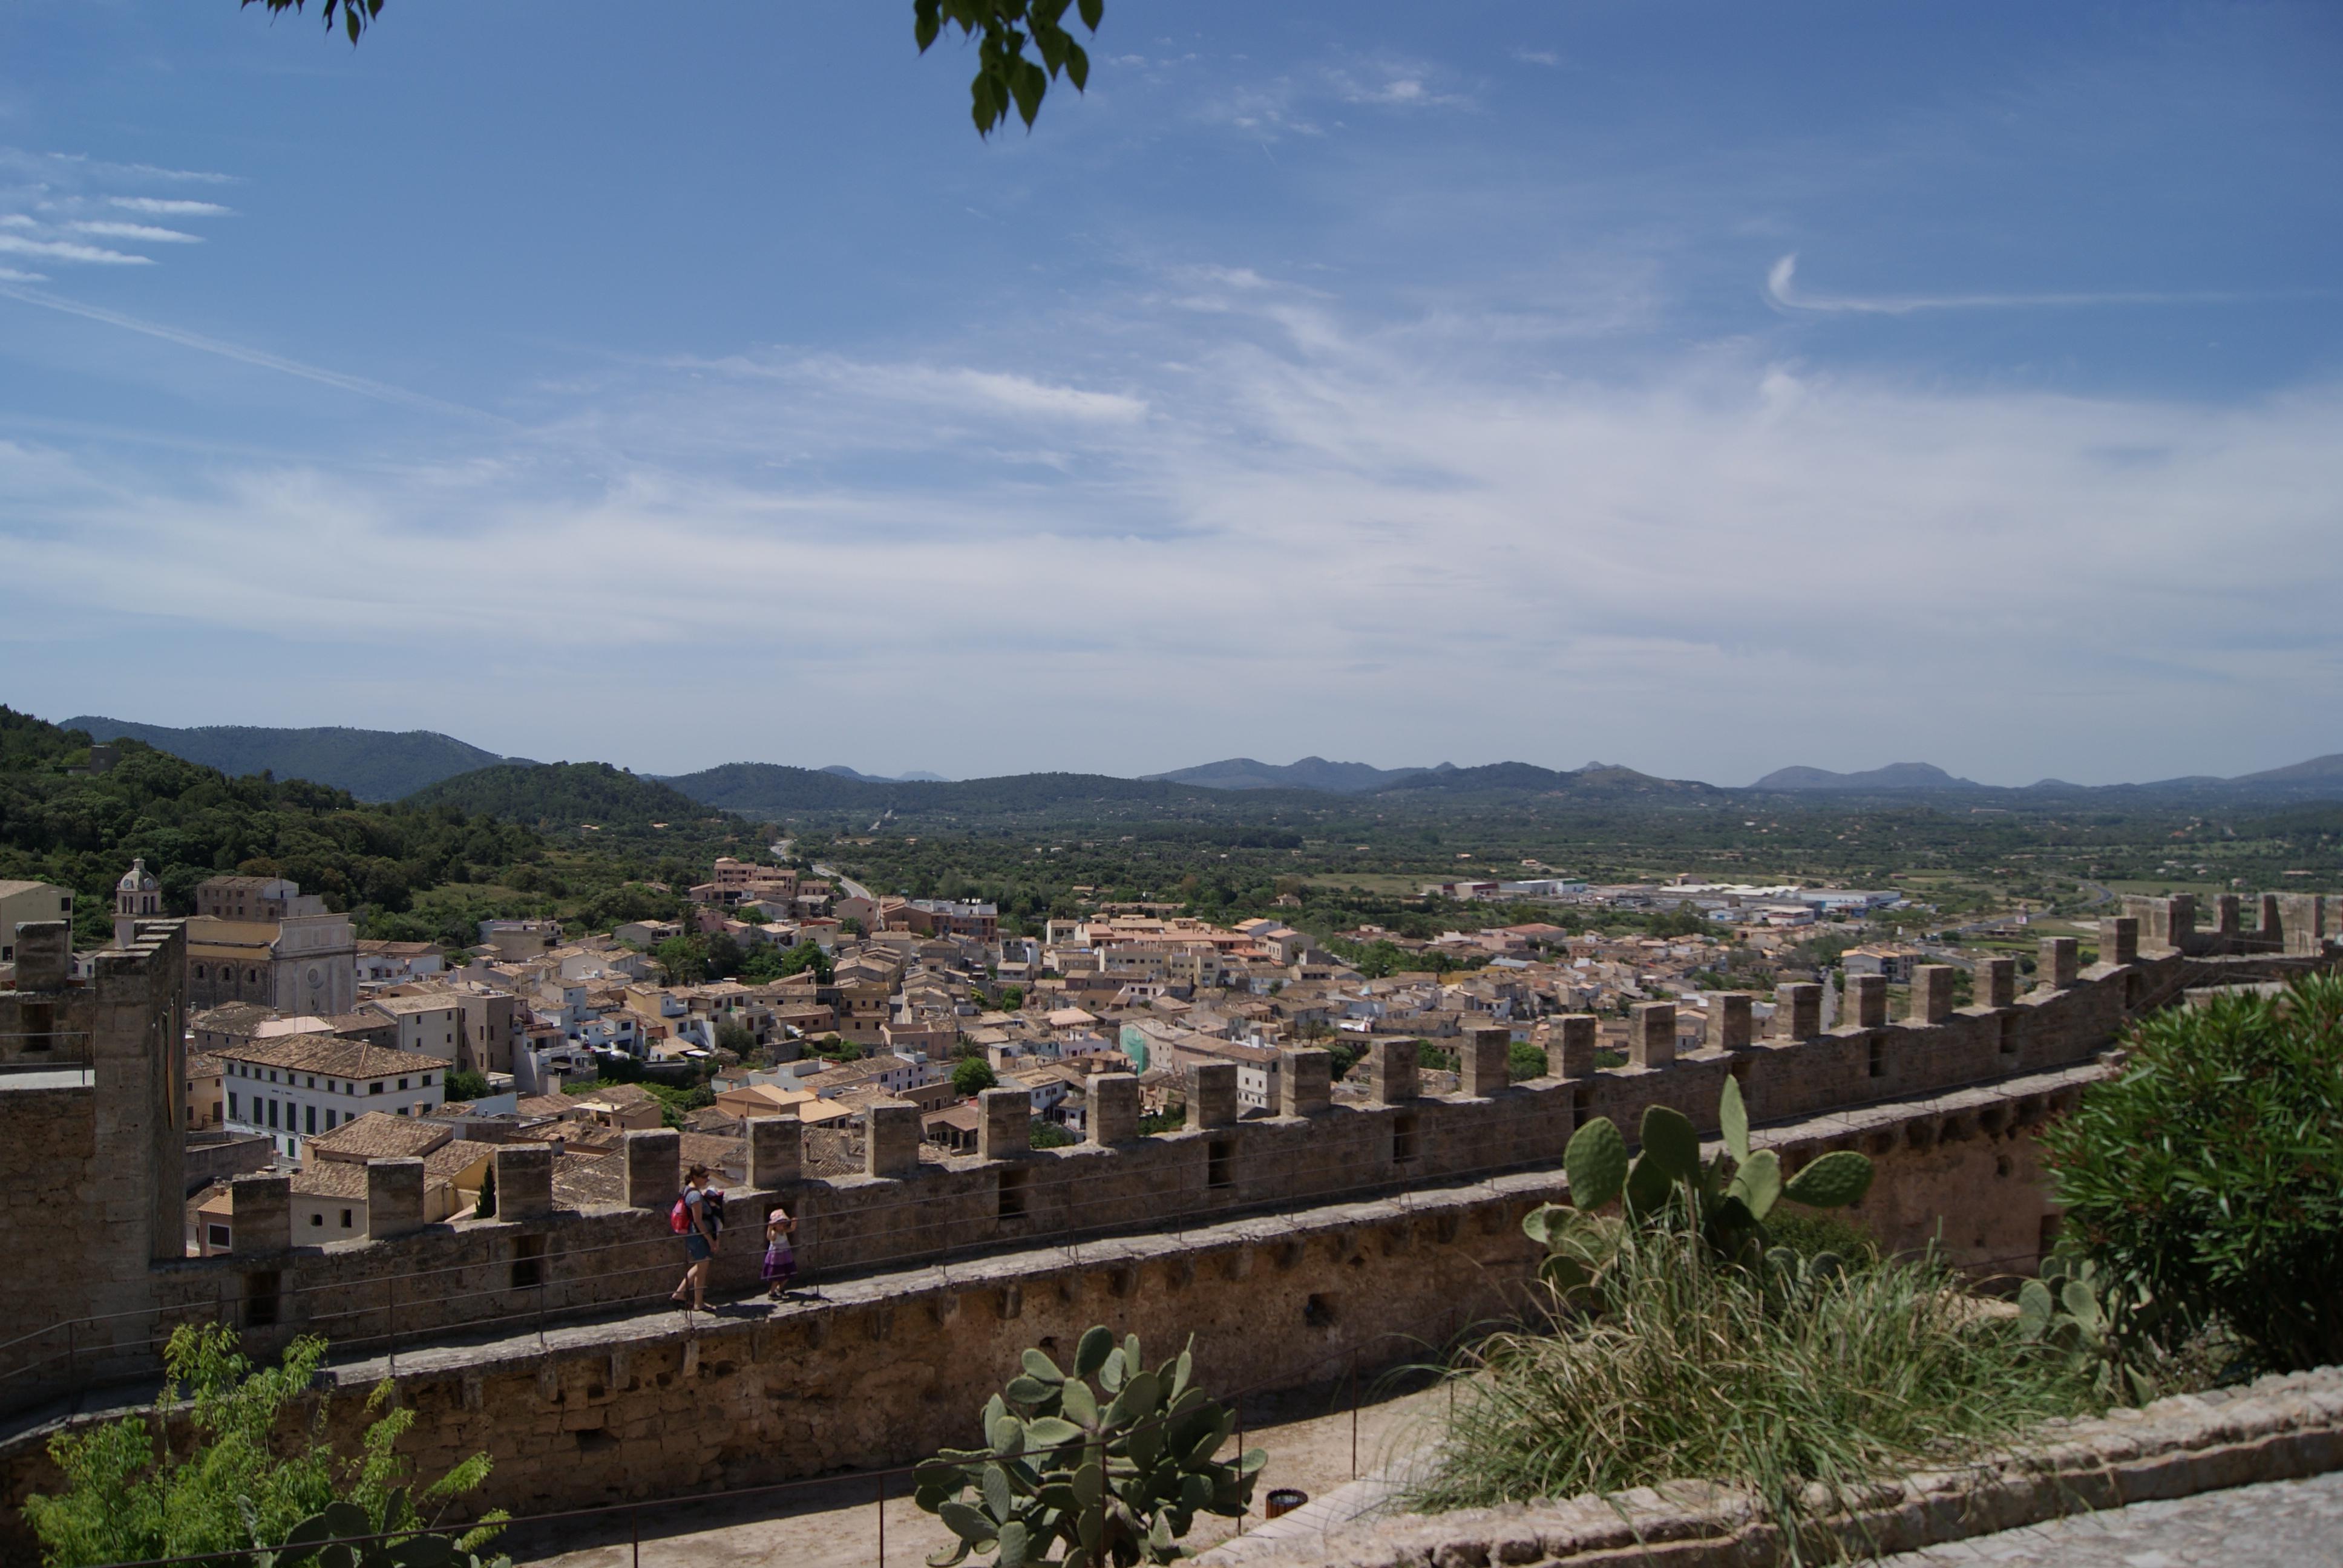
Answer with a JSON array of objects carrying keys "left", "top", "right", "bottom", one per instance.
[
  {"left": 1142, "top": 756, "right": 1435, "bottom": 792},
  {"left": 821, "top": 765, "right": 954, "bottom": 785},
  {"left": 1750, "top": 762, "right": 1979, "bottom": 792}
]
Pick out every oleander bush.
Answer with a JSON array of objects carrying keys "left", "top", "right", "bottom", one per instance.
[{"left": 2040, "top": 972, "right": 2343, "bottom": 1372}]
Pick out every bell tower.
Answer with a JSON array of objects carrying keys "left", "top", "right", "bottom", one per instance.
[{"left": 114, "top": 858, "right": 161, "bottom": 949}]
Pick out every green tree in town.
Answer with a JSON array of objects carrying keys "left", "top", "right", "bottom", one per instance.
[
  {"left": 652, "top": 933, "right": 708, "bottom": 985},
  {"left": 778, "top": 941, "right": 834, "bottom": 984},
  {"left": 954, "top": 1056, "right": 1001, "bottom": 1097}
]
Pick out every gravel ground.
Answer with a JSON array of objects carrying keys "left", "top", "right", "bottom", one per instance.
[
  {"left": 1876, "top": 1470, "right": 2343, "bottom": 1567},
  {"left": 512, "top": 1380, "right": 1450, "bottom": 1568}
]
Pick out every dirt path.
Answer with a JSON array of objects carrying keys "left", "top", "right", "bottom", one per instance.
[{"left": 513, "top": 1380, "right": 1450, "bottom": 1568}]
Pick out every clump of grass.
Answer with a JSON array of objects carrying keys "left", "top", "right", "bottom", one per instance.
[{"left": 1407, "top": 1223, "right": 2106, "bottom": 1555}]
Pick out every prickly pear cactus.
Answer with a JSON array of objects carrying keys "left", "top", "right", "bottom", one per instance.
[
  {"left": 1524, "top": 1076, "right": 1876, "bottom": 1283},
  {"left": 916, "top": 1325, "right": 1265, "bottom": 1567},
  {"left": 2019, "top": 1255, "right": 2156, "bottom": 1404}
]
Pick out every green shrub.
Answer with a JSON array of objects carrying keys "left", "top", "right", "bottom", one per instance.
[
  {"left": 22, "top": 1325, "right": 504, "bottom": 1567},
  {"left": 955, "top": 1056, "right": 1001, "bottom": 1096},
  {"left": 442, "top": 1068, "right": 493, "bottom": 1102},
  {"left": 1409, "top": 1223, "right": 2102, "bottom": 1555},
  {"left": 2040, "top": 973, "right": 2343, "bottom": 1371},
  {"left": 1763, "top": 1209, "right": 1878, "bottom": 1272}
]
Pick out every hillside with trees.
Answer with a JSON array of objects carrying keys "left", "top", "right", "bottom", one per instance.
[
  {"left": 404, "top": 762, "right": 721, "bottom": 832},
  {"left": 62, "top": 716, "right": 516, "bottom": 801},
  {"left": 0, "top": 709, "right": 742, "bottom": 950}
]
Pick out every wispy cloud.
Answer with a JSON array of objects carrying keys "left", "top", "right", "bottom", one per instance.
[
  {"left": 108, "top": 197, "right": 236, "bottom": 217},
  {"left": 0, "top": 151, "right": 239, "bottom": 270},
  {"left": 0, "top": 284, "right": 494, "bottom": 421},
  {"left": 1765, "top": 253, "right": 2276, "bottom": 315},
  {"left": 68, "top": 221, "right": 203, "bottom": 244},
  {"left": 0, "top": 235, "right": 154, "bottom": 266},
  {"left": 1508, "top": 47, "right": 1562, "bottom": 67}
]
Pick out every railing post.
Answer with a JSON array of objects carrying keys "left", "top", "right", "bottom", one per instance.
[
  {"left": 877, "top": 1468, "right": 886, "bottom": 1568},
  {"left": 1350, "top": 1351, "right": 1360, "bottom": 1477}
]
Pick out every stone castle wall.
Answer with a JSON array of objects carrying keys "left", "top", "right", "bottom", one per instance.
[
  {"left": 0, "top": 904, "right": 2330, "bottom": 1419},
  {"left": 0, "top": 1060, "right": 2102, "bottom": 1547},
  {"left": 0, "top": 920, "right": 185, "bottom": 1402}
]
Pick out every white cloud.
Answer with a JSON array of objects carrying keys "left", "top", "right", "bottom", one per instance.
[
  {"left": 0, "top": 235, "right": 153, "bottom": 265},
  {"left": 67, "top": 221, "right": 202, "bottom": 243},
  {"left": 1509, "top": 47, "right": 1561, "bottom": 67},
  {"left": 1765, "top": 252, "right": 2274, "bottom": 315},
  {"left": 10, "top": 269, "right": 2339, "bottom": 783},
  {"left": 108, "top": 197, "right": 235, "bottom": 217}
]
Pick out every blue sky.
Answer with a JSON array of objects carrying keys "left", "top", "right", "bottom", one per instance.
[{"left": 2, "top": 1, "right": 2338, "bottom": 785}]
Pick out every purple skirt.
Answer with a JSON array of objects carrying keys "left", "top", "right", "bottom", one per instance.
[{"left": 762, "top": 1243, "right": 796, "bottom": 1285}]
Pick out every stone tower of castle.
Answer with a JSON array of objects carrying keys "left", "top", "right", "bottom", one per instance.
[{"left": 114, "top": 858, "right": 161, "bottom": 950}]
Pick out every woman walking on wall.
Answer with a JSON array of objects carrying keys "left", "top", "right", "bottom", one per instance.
[{"left": 669, "top": 1163, "right": 719, "bottom": 1314}]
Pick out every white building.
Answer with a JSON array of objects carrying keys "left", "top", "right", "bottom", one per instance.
[{"left": 216, "top": 1036, "right": 447, "bottom": 1165}]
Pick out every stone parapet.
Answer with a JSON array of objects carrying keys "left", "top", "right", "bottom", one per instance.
[
  {"left": 365, "top": 1158, "right": 426, "bottom": 1241},
  {"left": 1459, "top": 1027, "right": 1509, "bottom": 1097},
  {"left": 1089, "top": 1073, "right": 1138, "bottom": 1144},
  {"left": 1550, "top": 1015, "right": 1597, "bottom": 1079},
  {"left": 1188, "top": 1063, "right": 1239, "bottom": 1129},
  {"left": 1629, "top": 1002, "right": 1674, "bottom": 1069},
  {"left": 1369, "top": 1040, "right": 1417, "bottom": 1105},
  {"left": 1279, "top": 1049, "right": 1331, "bottom": 1117},
  {"left": 0, "top": 1061, "right": 2126, "bottom": 1531},
  {"left": 492, "top": 1144, "right": 553, "bottom": 1221},
  {"left": 978, "top": 1087, "right": 1029, "bottom": 1159},
  {"left": 623, "top": 1129, "right": 680, "bottom": 1210},
  {"left": 1198, "top": 1367, "right": 2343, "bottom": 1568},
  {"left": 1, "top": 944, "right": 2331, "bottom": 1418}
]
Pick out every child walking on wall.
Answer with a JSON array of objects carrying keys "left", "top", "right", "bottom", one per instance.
[{"left": 762, "top": 1203, "right": 797, "bottom": 1299}]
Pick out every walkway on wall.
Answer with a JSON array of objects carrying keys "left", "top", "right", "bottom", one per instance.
[{"left": 508, "top": 1377, "right": 1452, "bottom": 1567}]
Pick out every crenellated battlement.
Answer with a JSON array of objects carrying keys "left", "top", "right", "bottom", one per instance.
[{"left": 0, "top": 907, "right": 2333, "bottom": 1420}]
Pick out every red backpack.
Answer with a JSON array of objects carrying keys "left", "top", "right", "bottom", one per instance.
[{"left": 669, "top": 1192, "right": 692, "bottom": 1234}]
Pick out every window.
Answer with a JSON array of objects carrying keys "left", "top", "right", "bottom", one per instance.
[
  {"left": 228, "top": 1092, "right": 239, "bottom": 1120},
  {"left": 398, "top": 1078, "right": 409, "bottom": 1091},
  {"left": 207, "top": 1224, "right": 231, "bottom": 1249},
  {"left": 266, "top": 1099, "right": 278, "bottom": 1129},
  {"left": 341, "top": 1209, "right": 353, "bottom": 1228},
  {"left": 371, "top": 1082, "right": 384, "bottom": 1095},
  {"left": 310, "top": 1214, "right": 324, "bottom": 1227},
  {"left": 325, "top": 1109, "right": 336, "bottom": 1130},
  {"left": 306, "top": 1104, "right": 316, "bottom": 1134}
]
